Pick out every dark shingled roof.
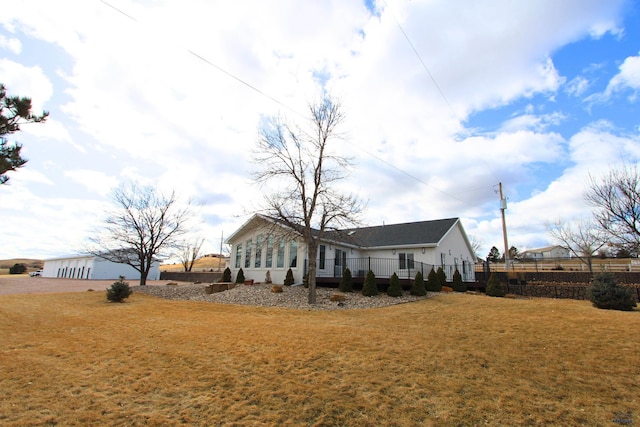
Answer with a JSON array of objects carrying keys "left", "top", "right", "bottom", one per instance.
[{"left": 324, "top": 218, "right": 459, "bottom": 248}]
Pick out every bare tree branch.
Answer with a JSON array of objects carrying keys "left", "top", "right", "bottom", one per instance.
[
  {"left": 585, "top": 162, "right": 640, "bottom": 256},
  {"left": 252, "top": 96, "right": 364, "bottom": 304},
  {"left": 89, "top": 183, "right": 193, "bottom": 285},
  {"left": 547, "top": 218, "right": 608, "bottom": 273}
]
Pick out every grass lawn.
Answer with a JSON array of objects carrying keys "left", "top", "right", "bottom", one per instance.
[{"left": 0, "top": 291, "right": 638, "bottom": 426}]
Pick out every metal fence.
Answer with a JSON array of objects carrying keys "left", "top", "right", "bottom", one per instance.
[
  {"left": 476, "top": 258, "right": 640, "bottom": 273},
  {"left": 316, "top": 257, "right": 475, "bottom": 281}
]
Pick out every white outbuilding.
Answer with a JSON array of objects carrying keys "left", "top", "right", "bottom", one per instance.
[{"left": 42, "top": 254, "right": 160, "bottom": 281}]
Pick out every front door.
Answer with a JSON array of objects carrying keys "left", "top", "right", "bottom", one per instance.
[{"left": 334, "top": 249, "right": 346, "bottom": 277}]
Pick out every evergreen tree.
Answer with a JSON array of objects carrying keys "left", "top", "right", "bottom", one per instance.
[
  {"left": 221, "top": 267, "right": 232, "bottom": 282},
  {"left": 284, "top": 268, "right": 295, "bottom": 286},
  {"left": 1, "top": 83, "right": 49, "bottom": 184},
  {"left": 235, "top": 268, "right": 245, "bottom": 284},
  {"left": 362, "top": 269, "right": 378, "bottom": 296},
  {"left": 106, "top": 276, "right": 133, "bottom": 302},
  {"left": 436, "top": 267, "right": 447, "bottom": 291},
  {"left": 410, "top": 271, "right": 427, "bottom": 296},
  {"left": 387, "top": 272, "right": 402, "bottom": 297},
  {"left": 426, "top": 267, "right": 439, "bottom": 292},
  {"left": 487, "top": 246, "right": 501, "bottom": 262},
  {"left": 485, "top": 272, "right": 505, "bottom": 297},
  {"left": 9, "top": 263, "right": 27, "bottom": 274},
  {"left": 452, "top": 269, "right": 466, "bottom": 292},
  {"left": 339, "top": 268, "right": 353, "bottom": 292},
  {"left": 588, "top": 272, "right": 637, "bottom": 311}
]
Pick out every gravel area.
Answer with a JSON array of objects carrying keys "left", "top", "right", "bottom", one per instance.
[{"left": 133, "top": 282, "right": 435, "bottom": 310}]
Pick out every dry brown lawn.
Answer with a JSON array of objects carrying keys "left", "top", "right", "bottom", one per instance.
[{"left": 0, "top": 291, "right": 638, "bottom": 426}]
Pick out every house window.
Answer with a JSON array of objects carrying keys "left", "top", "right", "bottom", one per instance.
[
  {"left": 319, "top": 245, "right": 326, "bottom": 269},
  {"left": 244, "top": 239, "right": 252, "bottom": 268},
  {"left": 289, "top": 241, "right": 298, "bottom": 268},
  {"left": 277, "top": 239, "right": 285, "bottom": 268},
  {"left": 399, "top": 253, "right": 414, "bottom": 269},
  {"left": 235, "top": 244, "right": 242, "bottom": 268},
  {"left": 265, "top": 236, "right": 273, "bottom": 268},
  {"left": 255, "top": 235, "right": 263, "bottom": 268},
  {"left": 441, "top": 253, "right": 446, "bottom": 268}
]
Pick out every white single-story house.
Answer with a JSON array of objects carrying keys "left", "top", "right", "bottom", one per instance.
[
  {"left": 42, "top": 254, "right": 160, "bottom": 281},
  {"left": 225, "top": 215, "right": 477, "bottom": 285},
  {"left": 520, "top": 245, "right": 570, "bottom": 260}
]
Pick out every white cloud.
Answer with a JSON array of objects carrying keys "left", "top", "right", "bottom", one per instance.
[
  {"left": 0, "top": 34, "right": 21, "bottom": 54},
  {"left": 0, "top": 0, "right": 633, "bottom": 259},
  {"left": 565, "top": 76, "right": 590, "bottom": 97},
  {"left": 605, "top": 52, "right": 640, "bottom": 99},
  {"left": 64, "top": 169, "right": 118, "bottom": 196},
  {"left": 0, "top": 58, "right": 52, "bottom": 113}
]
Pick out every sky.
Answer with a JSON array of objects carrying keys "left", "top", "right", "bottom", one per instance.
[{"left": 1, "top": 0, "right": 639, "bottom": 261}]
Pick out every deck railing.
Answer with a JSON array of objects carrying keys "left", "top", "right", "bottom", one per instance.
[{"left": 315, "top": 257, "right": 475, "bottom": 281}]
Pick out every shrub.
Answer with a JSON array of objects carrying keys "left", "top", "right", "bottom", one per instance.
[
  {"left": 106, "top": 276, "right": 132, "bottom": 303},
  {"left": 9, "top": 263, "right": 27, "bottom": 274},
  {"left": 426, "top": 268, "right": 440, "bottom": 292},
  {"left": 485, "top": 273, "right": 505, "bottom": 297},
  {"left": 436, "top": 267, "right": 447, "bottom": 290},
  {"left": 410, "top": 271, "right": 427, "bottom": 296},
  {"left": 284, "top": 268, "right": 295, "bottom": 286},
  {"left": 387, "top": 272, "right": 402, "bottom": 297},
  {"left": 362, "top": 269, "right": 378, "bottom": 296},
  {"left": 452, "top": 269, "right": 466, "bottom": 292},
  {"left": 221, "top": 267, "right": 232, "bottom": 282},
  {"left": 235, "top": 268, "right": 245, "bottom": 284},
  {"left": 588, "top": 272, "right": 637, "bottom": 311},
  {"left": 339, "top": 268, "right": 353, "bottom": 292}
]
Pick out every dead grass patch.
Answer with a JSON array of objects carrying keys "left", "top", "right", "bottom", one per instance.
[{"left": 0, "top": 292, "right": 638, "bottom": 426}]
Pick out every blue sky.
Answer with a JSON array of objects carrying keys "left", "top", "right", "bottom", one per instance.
[{"left": 1, "top": 0, "right": 639, "bottom": 260}]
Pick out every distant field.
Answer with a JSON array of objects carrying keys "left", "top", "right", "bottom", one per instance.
[
  {"left": 160, "top": 256, "right": 227, "bottom": 272},
  {"left": 0, "top": 291, "right": 637, "bottom": 426}
]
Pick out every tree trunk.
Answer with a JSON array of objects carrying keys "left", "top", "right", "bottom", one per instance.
[
  {"left": 139, "top": 267, "right": 149, "bottom": 286},
  {"left": 307, "top": 243, "right": 318, "bottom": 304}
]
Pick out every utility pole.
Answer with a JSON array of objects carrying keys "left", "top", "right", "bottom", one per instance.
[{"left": 499, "top": 182, "right": 510, "bottom": 270}]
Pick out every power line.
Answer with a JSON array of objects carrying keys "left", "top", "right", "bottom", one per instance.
[{"left": 96, "top": 0, "right": 491, "bottom": 211}]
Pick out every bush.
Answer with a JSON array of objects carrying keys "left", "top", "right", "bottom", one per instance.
[
  {"left": 410, "top": 271, "right": 427, "bottom": 296},
  {"left": 426, "top": 268, "right": 440, "bottom": 292},
  {"left": 284, "top": 268, "right": 295, "bottom": 286},
  {"left": 221, "top": 267, "right": 232, "bottom": 282},
  {"left": 436, "top": 267, "right": 447, "bottom": 290},
  {"left": 387, "top": 272, "right": 402, "bottom": 297},
  {"left": 339, "top": 268, "right": 353, "bottom": 292},
  {"left": 588, "top": 272, "right": 637, "bottom": 311},
  {"left": 452, "top": 269, "right": 466, "bottom": 292},
  {"left": 485, "top": 273, "right": 505, "bottom": 297},
  {"left": 106, "top": 276, "right": 132, "bottom": 302},
  {"left": 235, "top": 268, "right": 245, "bottom": 284},
  {"left": 9, "top": 263, "right": 27, "bottom": 274},
  {"left": 362, "top": 269, "right": 378, "bottom": 296}
]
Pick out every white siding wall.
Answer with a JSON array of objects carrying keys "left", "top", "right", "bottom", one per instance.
[
  {"left": 437, "top": 223, "right": 476, "bottom": 281},
  {"left": 229, "top": 227, "right": 306, "bottom": 285},
  {"left": 43, "top": 256, "right": 160, "bottom": 280}
]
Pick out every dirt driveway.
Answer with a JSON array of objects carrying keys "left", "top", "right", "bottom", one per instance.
[{"left": 0, "top": 275, "right": 174, "bottom": 295}]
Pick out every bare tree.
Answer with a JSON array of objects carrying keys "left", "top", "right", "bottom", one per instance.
[
  {"left": 547, "top": 218, "right": 608, "bottom": 273},
  {"left": 253, "top": 96, "right": 363, "bottom": 304},
  {"left": 90, "top": 183, "right": 192, "bottom": 286},
  {"left": 177, "top": 237, "right": 205, "bottom": 272},
  {"left": 585, "top": 163, "right": 640, "bottom": 256},
  {"left": 468, "top": 235, "right": 484, "bottom": 259}
]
